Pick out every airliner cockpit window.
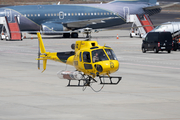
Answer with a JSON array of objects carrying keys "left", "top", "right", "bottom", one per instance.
[{"left": 92, "top": 49, "right": 108, "bottom": 63}]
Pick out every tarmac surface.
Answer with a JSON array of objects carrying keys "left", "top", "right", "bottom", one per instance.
[{"left": 0, "top": 30, "right": 180, "bottom": 120}]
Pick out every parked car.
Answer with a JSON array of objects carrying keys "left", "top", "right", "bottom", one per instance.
[{"left": 142, "top": 32, "right": 172, "bottom": 53}]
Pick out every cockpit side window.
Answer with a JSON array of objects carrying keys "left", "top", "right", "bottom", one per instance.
[
  {"left": 105, "top": 49, "right": 118, "bottom": 60},
  {"left": 83, "top": 52, "right": 91, "bottom": 63},
  {"left": 79, "top": 52, "right": 82, "bottom": 62},
  {"left": 92, "top": 49, "right": 108, "bottom": 63}
]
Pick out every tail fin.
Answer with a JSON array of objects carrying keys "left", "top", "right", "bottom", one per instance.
[
  {"left": 37, "top": 32, "right": 47, "bottom": 72},
  {"left": 37, "top": 32, "right": 46, "bottom": 54},
  {"left": 109, "top": 0, "right": 157, "bottom": 5}
]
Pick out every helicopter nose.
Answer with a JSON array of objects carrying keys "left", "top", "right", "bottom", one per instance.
[
  {"left": 108, "top": 60, "right": 119, "bottom": 73},
  {"left": 95, "top": 60, "right": 119, "bottom": 74}
]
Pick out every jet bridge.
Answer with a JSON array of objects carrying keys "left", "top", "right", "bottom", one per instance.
[
  {"left": 0, "top": 16, "right": 22, "bottom": 41},
  {"left": 127, "top": 14, "right": 154, "bottom": 38}
]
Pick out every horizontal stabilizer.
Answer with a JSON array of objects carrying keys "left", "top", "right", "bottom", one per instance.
[{"left": 108, "top": 0, "right": 157, "bottom": 4}]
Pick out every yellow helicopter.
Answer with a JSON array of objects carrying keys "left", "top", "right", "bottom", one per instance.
[{"left": 36, "top": 32, "right": 122, "bottom": 90}]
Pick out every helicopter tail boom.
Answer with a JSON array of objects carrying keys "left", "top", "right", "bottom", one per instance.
[{"left": 36, "top": 32, "right": 75, "bottom": 72}]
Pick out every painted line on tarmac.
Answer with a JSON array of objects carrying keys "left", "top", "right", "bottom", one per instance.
[
  {"left": 121, "top": 62, "right": 180, "bottom": 70},
  {"left": 119, "top": 59, "right": 180, "bottom": 66}
]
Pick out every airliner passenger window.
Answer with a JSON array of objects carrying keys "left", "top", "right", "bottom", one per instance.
[
  {"left": 91, "top": 13, "right": 93, "bottom": 15},
  {"left": 38, "top": 14, "right": 40, "bottom": 16},
  {"left": 54, "top": 13, "right": 56, "bottom": 16},
  {"left": 94, "top": 13, "right": 96, "bottom": 15},
  {"left": 88, "top": 13, "right": 90, "bottom": 15}
]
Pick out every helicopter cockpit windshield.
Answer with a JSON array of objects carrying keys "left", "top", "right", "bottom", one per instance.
[
  {"left": 105, "top": 49, "right": 118, "bottom": 60},
  {"left": 92, "top": 49, "right": 118, "bottom": 63}
]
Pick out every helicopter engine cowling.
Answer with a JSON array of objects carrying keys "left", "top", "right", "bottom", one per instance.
[
  {"left": 57, "top": 71, "right": 83, "bottom": 80},
  {"left": 71, "top": 43, "right": 75, "bottom": 50}
]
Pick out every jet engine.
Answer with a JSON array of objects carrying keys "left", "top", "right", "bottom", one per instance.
[{"left": 40, "top": 23, "right": 69, "bottom": 35}]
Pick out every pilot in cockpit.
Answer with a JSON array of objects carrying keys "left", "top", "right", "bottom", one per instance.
[{"left": 93, "top": 52, "right": 99, "bottom": 62}]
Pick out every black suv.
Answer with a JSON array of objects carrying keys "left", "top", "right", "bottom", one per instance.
[{"left": 142, "top": 32, "right": 172, "bottom": 53}]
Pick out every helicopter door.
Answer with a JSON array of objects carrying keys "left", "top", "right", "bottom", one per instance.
[{"left": 83, "top": 52, "right": 92, "bottom": 69}]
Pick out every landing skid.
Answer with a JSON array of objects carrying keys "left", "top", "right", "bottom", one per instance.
[
  {"left": 66, "top": 75, "right": 122, "bottom": 87},
  {"left": 99, "top": 76, "right": 122, "bottom": 85}
]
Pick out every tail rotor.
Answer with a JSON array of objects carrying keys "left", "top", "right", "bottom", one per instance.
[
  {"left": 36, "top": 32, "right": 47, "bottom": 72},
  {"left": 38, "top": 40, "right": 40, "bottom": 70}
]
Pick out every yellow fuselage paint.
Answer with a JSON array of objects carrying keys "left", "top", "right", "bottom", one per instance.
[{"left": 37, "top": 32, "right": 119, "bottom": 77}]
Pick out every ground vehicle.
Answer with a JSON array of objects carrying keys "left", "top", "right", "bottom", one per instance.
[{"left": 142, "top": 32, "right": 172, "bottom": 53}]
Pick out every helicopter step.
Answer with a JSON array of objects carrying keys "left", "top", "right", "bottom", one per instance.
[{"left": 99, "top": 76, "right": 122, "bottom": 85}]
